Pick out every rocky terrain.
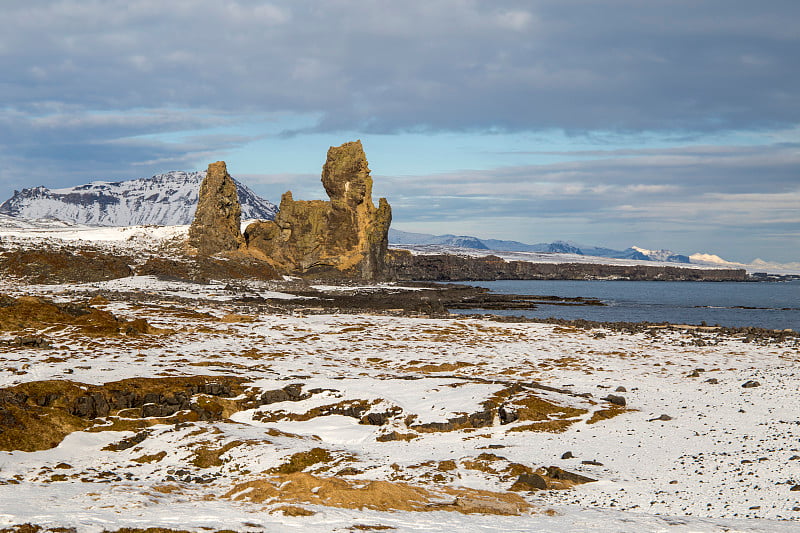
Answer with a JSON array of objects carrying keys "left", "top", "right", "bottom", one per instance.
[{"left": 0, "top": 273, "right": 798, "bottom": 532}]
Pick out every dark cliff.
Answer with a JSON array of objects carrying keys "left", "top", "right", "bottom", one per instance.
[{"left": 386, "top": 250, "right": 747, "bottom": 282}]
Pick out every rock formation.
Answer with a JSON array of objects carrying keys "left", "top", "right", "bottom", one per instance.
[
  {"left": 245, "top": 141, "right": 392, "bottom": 280},
  {"left": 188, "top": 161, "right": 244, "bottom": 255}
]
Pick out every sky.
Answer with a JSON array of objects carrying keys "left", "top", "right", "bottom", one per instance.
[{"left": 0, "top": 1, "right": 798, "bottom": 263}]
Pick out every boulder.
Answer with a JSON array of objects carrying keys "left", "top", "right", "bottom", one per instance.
[
  {"left": 188, "top": 161, "right": 244, "bottom": 255},
  {"left": 245, "top": 141, "right": 392, "bottom": 280}
]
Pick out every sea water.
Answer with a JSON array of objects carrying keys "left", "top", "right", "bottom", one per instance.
[{"left": 450, "top": 280, "right": 800, "bottom": 331}]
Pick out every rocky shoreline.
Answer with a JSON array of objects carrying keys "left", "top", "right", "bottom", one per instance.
[{"left": 386, "top": 250, "right": 747, "bottom": 282}]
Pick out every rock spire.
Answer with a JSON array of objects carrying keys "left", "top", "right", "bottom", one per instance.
[
  {"left": 188, "top": 161, "right": 244, "bottom": 255},
  {"left": 245, "top": 140, "right": 392, "bottom": 280}
]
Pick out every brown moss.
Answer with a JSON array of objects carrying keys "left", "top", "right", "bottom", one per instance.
[
  {"left": 272, "top": 505, "right": 316, "bottom": 516},
  {"left": 269, "top": 447, "right": 333, "bottom": 474},
  {"left": 0, "top": 295, "right": 162, "bottom": 337},
  {"left": 376, "top": 431, "right": 418, "bottom": 442},
  {"left": 507, "top": 420, "right": 577, "bottom": 433},
  {"left": 0, "top": 376, "right": 246, "bottom": 451},
  {"left": 225, "top": 472, "right": 529, "bottom": 515},
  {"left": 191, "top": 441, "right": 243, "bottom": 468},
  {"left": 132, "top": 451, "right": 167, "bottom": 464},
  {"left": 509, "top": 395, "right": 587, "bottom": 422},
  {"left": 0, "top": 249, "right": 132, "bottom": 283},
  {"left": 402, "top": 361, "right": 473, "bottom": 373},
  {"left": 586, "top": 406, "right": 627, "bottom": 425}
]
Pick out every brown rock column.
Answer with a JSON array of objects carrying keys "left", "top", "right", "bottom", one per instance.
[
  {"left": 244, "top": 140, "right": 392, "bottom": 280},
  {"left": 188, "top": 161, "right": 244, "bottom": 255}
]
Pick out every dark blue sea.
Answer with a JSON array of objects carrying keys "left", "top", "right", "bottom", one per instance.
[{"left": 450, "top": 280, "right": 800, "bottom": 331}]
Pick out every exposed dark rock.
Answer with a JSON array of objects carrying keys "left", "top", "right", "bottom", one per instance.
[
  {"left": 386, "top": 250, "right": 747, "bottom": 282},
  {"left": 12, "top": 336, "right": 52, "bottom": 349},
  {"left": 742, "top": 380, "right": 761, "bottom": 388},
  {"left": 0, "top": 376, "right": 245, "bottom": 451},
  {"left": 511, "top": 473, "right": 548, "bottom": 490},
  {"left": 602, "top": 394, "right": 626, "bottom": 407},
  {"left": 544, "top": 466, "right": 596, "bottom": 484},
  {"left": 0, "top": 249, "right": 132, "bottom": 283},
  {"left": 510, "top": 466, "right": 595, "bottom": 491},
  {"left": 498, "top": 405, "right": 519, "bottom": 424},
  {"left": 561, "top": 451, "right": 574, "bottom": 459},
  {"left": 259, "top": 384, "right": 307, "bottom": 404}
]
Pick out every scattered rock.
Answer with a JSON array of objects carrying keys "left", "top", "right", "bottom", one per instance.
[
  {"left": 561, "top": 451, "right": 574, "bottom": 460},
  {"left": 704, "top": 378, "right": 719, "bottom": 384},
  {"left": 614, "top": 386, "right": 627, "bottom": 392},
  {"left": 791, "top": 485, "right": 800, "bottom": 492},
  {"left": 498, "top": 405, "right": 519, "bottom": 424},
  {"left": 742, "top": 380, "right": 761, "bottom": 388},
  {"left": 581, "top": 460, "right": 603, "bottom": 466},
  {"left": 510, "top": 466, "right": 596, "bottom": 492},
  {"left": 647, "top": 414, "right": 673, "bottom": 422},
  {"left": 12, "top": 336, "right": 52, "bottom": 349},
  {"left": 510, "top": 473, "right": 548, "bottom": 491},
  {"left": 602, "top": 394, "right": 626, "bottom": 407}
]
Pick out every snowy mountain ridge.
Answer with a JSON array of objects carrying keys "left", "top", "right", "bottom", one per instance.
[
  {"left": 631, "top": 245, "right": 690, "bottom": 263},
  {"left": 389, "top": 229, "right": 689, "bottom": 263},
  {"left": 0, "top": 171, "right": 277, "bottom": 226}
]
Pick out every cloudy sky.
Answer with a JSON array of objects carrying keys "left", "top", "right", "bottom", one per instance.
[{"left": 1, "top": 1, "right": 798, "bottom": 262}]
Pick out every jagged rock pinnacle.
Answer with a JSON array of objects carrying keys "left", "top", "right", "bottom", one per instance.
[
  {"left": 188, "top": 161, "right": 244, "bottom": 255},
  {"left": 245, "top": 141, "right": 392, "bottom": 280}
]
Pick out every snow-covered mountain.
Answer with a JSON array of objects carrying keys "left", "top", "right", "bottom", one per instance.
[
  {"left": 389, "top": 229, "right": 694, "bottom": 263},
  {"left": 631, "top": 246, "right": 690, "bottom": 264},
  {"left": 0, "top": 171, "right": 277, "bottom": 226}
]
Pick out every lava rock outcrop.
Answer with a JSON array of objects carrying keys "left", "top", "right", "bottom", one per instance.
[
  {"left": 245, "top": 141, "right": 392, "bottom": 280},
  {"left": 188, "top": 161, "right": 245, "bottom": 255}
]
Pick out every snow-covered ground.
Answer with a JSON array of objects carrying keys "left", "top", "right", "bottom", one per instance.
[{"left": 1, "top": 276, "right": 798, "bottom": 532}]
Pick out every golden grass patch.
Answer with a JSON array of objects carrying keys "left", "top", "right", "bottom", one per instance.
[
  {"left": 586, "top": 406, "right": 628, "bottom": 425},
  {"left": 133, "top": 451, "right": 167, "bottom": 464},
  {"left": 507, "top": 419, "right": 577, "bottom": 433},
  {"left": 225, "top": 471, "right": 530, "bottom": 515},
  {"left": 191, "top": 440, "right": 243, "bottom": 468}
]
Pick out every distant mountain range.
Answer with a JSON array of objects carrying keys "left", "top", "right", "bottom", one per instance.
[
  {"left": 388, "top": 229, "right": 691, "bottom": 264},
  {"left": 0, "top": 171, "right": 277, "bottom": 226}
]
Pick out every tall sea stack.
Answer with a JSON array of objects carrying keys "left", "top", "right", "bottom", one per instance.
[
  {"left": 188, "top": 161, "right": 244, "bottom": 255},
  {"left": 245, "top": 140, "right": 392, "bottom": 280}
]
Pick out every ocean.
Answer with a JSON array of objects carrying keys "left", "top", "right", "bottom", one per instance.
[{"left": 450, "top": 280, "right": 800, "bottom": 331}]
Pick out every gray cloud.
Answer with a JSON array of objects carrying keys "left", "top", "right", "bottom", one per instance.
[{"left": 1, "top": 1, "right": 797, "bottom": 134}]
